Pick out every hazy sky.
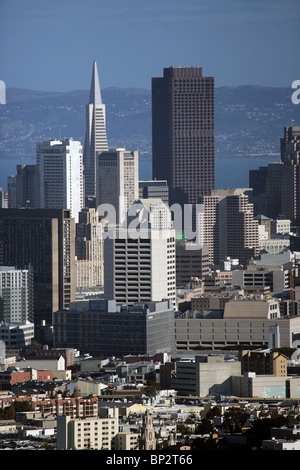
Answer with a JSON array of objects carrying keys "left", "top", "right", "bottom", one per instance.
[{"left": 1, "top": 0, "right": 299, "bottom": 92}]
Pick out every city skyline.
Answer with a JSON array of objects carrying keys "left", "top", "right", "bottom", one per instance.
[{"left": 0, "top": 0, "right": 299, "bottom": 93}]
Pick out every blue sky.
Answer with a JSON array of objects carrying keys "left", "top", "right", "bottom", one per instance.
[{"left": 0, "top": 0, "right": 299, "bottom": 91}]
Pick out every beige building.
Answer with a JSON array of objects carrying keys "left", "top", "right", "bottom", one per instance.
[
  {"left": 114, "top": 432, "right": 139, "bottom": 451},
  {"left": 197, "top": 189, "right": 259, "bottom": 266},
  {"left": 232, "top": 373, "right": 300, "bottom": 399},
  {"left": 96, "top": 148, "right": 139, "bottom": 225},
  {"left": 239, "top": 350, "right": 288, "bottom": 377},
  {"left": 175, "top": 299, "right": 300, "bottom": 351},
  {"left": 75, "top": 208, "right": 104, "bottom": 287},
  {"left": 57, "top": 409, "right": 118, "bottom": 450},
  {"left": 171, "top": 355, "right": 241, "bottom": 397}
]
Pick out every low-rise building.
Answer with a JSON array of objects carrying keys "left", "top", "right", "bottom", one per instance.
[
  {"left": 231, "top": 372, "right": 300, "bottom": 399},
  {"left": 54, "top": 299, "right": 175, "bottom": 357},
  {"left": 171, "top": 355, "right": 241, "bottom": 397},
  {"left": 175, "top": 297, "right": 299, "bottom": 351},
  {"left": 56, "top": 408, "right": 119, "bottom": 450}
]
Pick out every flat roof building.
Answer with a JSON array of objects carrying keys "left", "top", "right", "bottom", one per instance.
[{"left": 54, "top": 299, "right": 175, "bottom": 358}]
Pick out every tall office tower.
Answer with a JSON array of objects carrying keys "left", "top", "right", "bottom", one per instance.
[
  {"left": 152, "top": 66, "right": 214, "bottom": 207},
  {"left": 7, "top": 175, "right": 16, "bottom": 208},
  {"left": 96, "top": 148, "right": 139, "bottom": 225},
  {"left": 250, "top": 127, "right": 300, "bottom": 223},
  {"left": 249, "top": 163, "right": 283, "bottom": 219},
  {"left": 197, "top": 189, "right": 259, "bottom": 266},
  {"left": 0, "top": 266, "right": 34, "bottom": 323},
  {"left": 75, "top": 208, "right": 104, "bottom": 288},
  {"left": 219, "top": 193, "right": 259, "bottom": 265},
  {"left": 139, "top": 180, "right": 169, "bottom": 206},
  {"left": 176, "top": 243, "right": 210, "bottom": 287},
  {"left": 280, "top": 126, "right": 300, "bottom": 164},
  {"left": 83, "top": 61, "right": 108, "bottom": 200},
  {"left": 36, "top": 138, "right": 84, "bottom": 223},
  {"left": 104, "top": 200, "right": 176, "bottom": 307},
  {"left": 0, "top": 209, "right": 75, "bottom": 340},
  {"left": 16, "top": 164, "right": 40, "bottom": 208},
  {"left": 0, "top": 188, "right": 8, "bottom": 208}
]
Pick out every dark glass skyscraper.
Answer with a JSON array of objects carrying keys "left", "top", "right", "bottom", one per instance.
[{"left": 152, "top": 66, "right": 215, "bottom": 207}]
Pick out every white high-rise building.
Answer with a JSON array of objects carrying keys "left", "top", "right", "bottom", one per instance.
[
  {"left": 96, "top": 148, "right": 139, "bottom": 225},
  {"left": 83, "top": 61, "right": 108, "bottom": 199},
  {"left": 0, "top": 266, "right": 34, "bottom": 323},
  {"left": 104, "top": 199, "right": 176, "bottom": 307},
  {"left": 36, "top": 138, "right": 84, "bottom": 223}
]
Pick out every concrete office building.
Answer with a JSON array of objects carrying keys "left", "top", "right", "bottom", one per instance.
[
  {"left": 104, "top": 228, "right": 176, "bottom": 307},
  {"left": 36, "top": 138, "right": 84, "bottom": 223},
  {"left": 232, "top": 373, "right": 300, "bottom": 400},
  {"left": 104, "top": 198, "right": 176, "bottom": 307},
  {"left": 0, "top": 266, "right": 34, "bottom": 323},
  {"left": 0, "top": 208, "right": 75, "bottom": 339},
  {"left": 0, "top": 322, "right": 34, "bottom": 349},
  {"left": 75, "top": 208, "right": 104, "bottom": 288},
  {"left": 96, "top": 148, "right": 139, "bottom": 225},
  {"left": 176, "top": 242, "right": 210, "bottom": 287},
  {"left": 139, "top": 180, "right": 169, "bottom": 206},
  {"left": 152, "top": 66, "right": 214, "bottom": 207},
  {"left": 174, "top": 297, "right": 300, "bottom": 351},
  {"left": 16, "top": 164, "right": 40, "bottom": 208},
  {"left": 171, "top": 355, "right": 241, "bottom": 397},
  {"left": 53, "top": 299, "right": 175, "bottom": 358},
  {"left": 83, "top": 61, "right": 109, "bottom": 200},
  {"left": 232, "top": 265, "right": 290, "bottom": 294}
]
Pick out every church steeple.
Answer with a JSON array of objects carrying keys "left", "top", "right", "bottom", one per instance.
[{"left": 139, "top": 410, "right": 156, "bottom": 451}]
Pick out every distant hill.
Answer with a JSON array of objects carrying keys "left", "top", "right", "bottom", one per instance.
[{"left": 0, "top": 85, "right": 299, "bottom": 161}]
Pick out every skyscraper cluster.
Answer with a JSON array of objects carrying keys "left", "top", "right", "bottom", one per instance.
[{"left": 0, "top": 60, "right": 298, "bottom": 359}]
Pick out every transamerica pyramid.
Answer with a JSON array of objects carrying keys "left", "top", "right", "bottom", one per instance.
[{"left": 83, "top": 61, "right": 108, "bottom": 200}]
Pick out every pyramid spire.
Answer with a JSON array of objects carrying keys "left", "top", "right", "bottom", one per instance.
[{"left": 89, "top": 60, "right": 102, "bottom": 105}]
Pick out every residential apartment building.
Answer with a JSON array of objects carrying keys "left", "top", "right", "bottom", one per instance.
[
  {"left": 57, "top": 409, "right": 118, "bottom": 450},
  {"left": 36, "top": 138, "right": 84, "bottom": 223},
  {"left": 0, "top": 266, "right": 34, "bottom": 323}
]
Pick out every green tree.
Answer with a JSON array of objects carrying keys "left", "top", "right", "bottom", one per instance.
[
  {"left": 246, "top": 416, "right": 291, "bottom": 448},
  {"left": 222, "top": 407, "right": 249, "bottom": 432},
  {"left": 206, "top": 406, "right": 222, "bottom": 420},
  {"left": 196, "top": 418, "right": 215, "bottom": 435}
]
